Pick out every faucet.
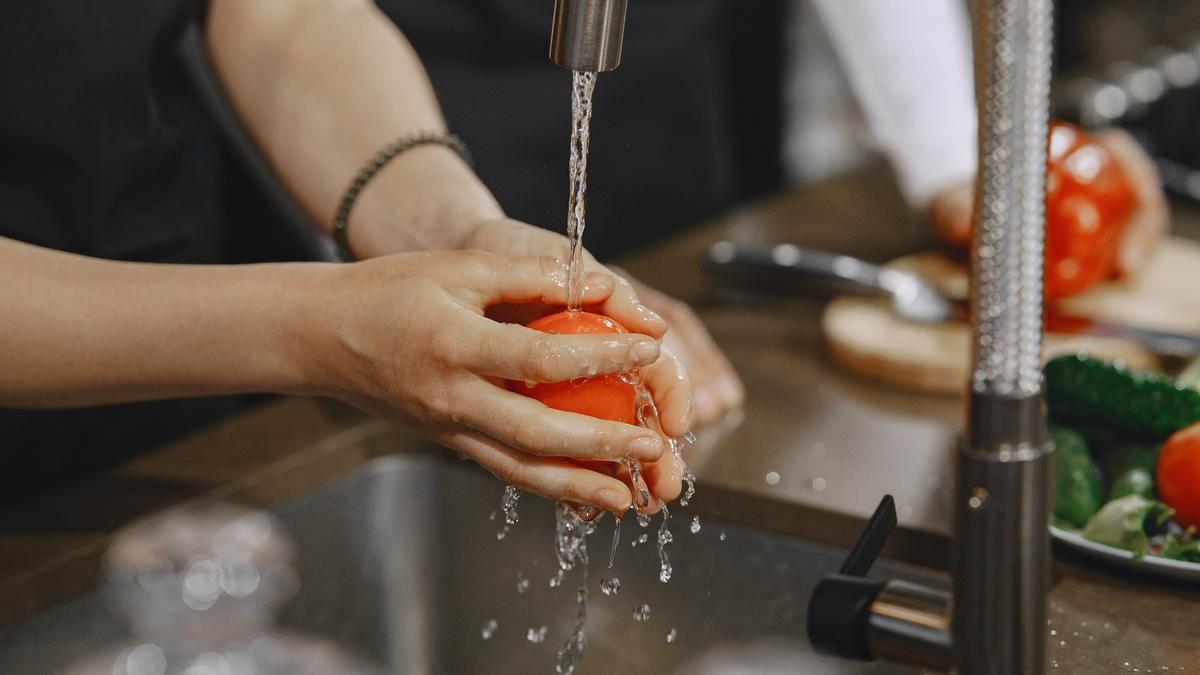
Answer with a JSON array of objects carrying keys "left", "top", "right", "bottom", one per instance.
[
  {"left": 807, "top": 0, "right": 1056, "bottom": 672},
  {"left": 549, "top": 0, "right": 628, "bottom": 72}
]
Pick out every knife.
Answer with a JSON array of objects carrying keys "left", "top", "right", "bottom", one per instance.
[{"left": 702, "top": 241, "right": 1200, "bottom": 359}]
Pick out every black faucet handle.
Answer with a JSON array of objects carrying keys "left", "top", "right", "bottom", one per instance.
[
  {"left": 807, "top": 494, "right": 897, "bottom": 663},
  {"left": 840, "top": 494, "right": 897, "bottom": 576}
]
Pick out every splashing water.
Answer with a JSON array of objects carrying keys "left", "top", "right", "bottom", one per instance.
[
  {"left": 528, "top": 626, "right": 548, "bottom": 644},
  {"left": 608, "top": 511, "right": 623, "bottom": 568},
  {"left": 631, "top": 532, "right": 649, "bottom": 548},
  {"left": 666, "top": 628, "right": 678, "bottom": 643},
  {"left": 633, "top": 604, "right": 651, "bottom": 623},
  {"left": 689, "top": 516, "right": 701, "bottom": 534},
  {"left": 497, "top": 486, "right": 522, "bottom": 540},
  {"left": 516, "top": 573, "right": 530, "bottom": 594},
  {"left": 719, "top": 531, "right": 727, "bottom": 542},
  {"left": 636, "top": 513, "right": 651, "bottom": 529},
  {"left": 565, "top": 70, "right": 598, "bottom": 310},
  {"left": 657, "top": 504, "right": 674, "bottom": 583},
  {"left": 552, "top": 504, "right": 595, "bottom": 675},
  {"left": 600, "top": 577, "right": 621, "bottom": 596},
  {"left": 481, "top": 619, "right": 498, "bottom": 640}
]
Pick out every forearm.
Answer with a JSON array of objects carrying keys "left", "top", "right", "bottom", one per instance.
[
  {"left": 0, "top": 238, "right": 321, "bottom": 407},
  {"left": 206, "top": 0, "right": 502, "bottom": 257},
  {"left": 810, "top": 0, "right": 977, "bottom": 207}
]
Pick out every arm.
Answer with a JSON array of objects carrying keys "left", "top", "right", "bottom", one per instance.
[
  {"left": 205, "top": 0, "right": 502, "bottom": 258},
  {"left": 808, "top": 0, "right": 978, "bottom": 209},
  {"left": 0, "top": 236, "right": 692, "bottom": 511}
]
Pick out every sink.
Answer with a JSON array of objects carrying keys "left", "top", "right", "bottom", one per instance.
[{"left": 0, "top": 452, "right": 943, "bottom": 674}]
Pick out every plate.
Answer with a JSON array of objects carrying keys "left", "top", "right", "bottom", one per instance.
[{"left": 1050, "top": 525, "right": 1200, "bottom": 582}]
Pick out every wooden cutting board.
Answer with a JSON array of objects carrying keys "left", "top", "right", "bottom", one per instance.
[{"left": 822, "top": 237, "right": 1200, "bottom": 394}]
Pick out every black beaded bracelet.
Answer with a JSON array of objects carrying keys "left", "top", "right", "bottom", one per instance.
[{"left": 332, "top": 131, "right": 474, "bottom": 261}]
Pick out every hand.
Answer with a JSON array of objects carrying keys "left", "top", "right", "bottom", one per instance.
[
  {"left": 928, "top": 128, "right": 1168, "bottom": 277},
  {"left": 307, "top": 250, "right": 675, "bottom": 513},
  {"left": 611, "top": 268, "right": 745, "bottom": 427}
]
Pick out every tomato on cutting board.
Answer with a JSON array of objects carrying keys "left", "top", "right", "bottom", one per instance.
[
  {"left": 1044, "top": 121, "right": 1137, "bottom": 299},
  {"left": 506, "top": 310, "right": 639, "bottom": 425},
  {"left": 1156, "top": 422, "right": 1200, "bottom": 528}
]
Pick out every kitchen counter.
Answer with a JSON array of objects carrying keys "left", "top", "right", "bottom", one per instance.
[{"left": 2, "top": 165, "right": 1198, "bottom": 670}]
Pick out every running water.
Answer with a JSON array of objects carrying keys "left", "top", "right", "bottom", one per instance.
[
  {"left": 552, "top": 503, "right": 595, "bottom": 675},
  {"left": 564, "top": 70, "right": 598, "bottom": 310},
  {"left": 608, "top": 512, "right": 622, "bottom": 568},
  {"left": 496, "top": 486, "right": 522, "bottom": 540}
]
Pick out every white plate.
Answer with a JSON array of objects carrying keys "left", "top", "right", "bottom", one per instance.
[{"left": 1050, "top": 525, "right": 1200, "bottom": 582}]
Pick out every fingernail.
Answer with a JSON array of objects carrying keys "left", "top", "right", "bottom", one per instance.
[
  {"left": 629, "top": 435, "right": 663, "bottom": 461},
  {"left": 631, "top": 340, "right": 660, "bottom": 365},
  {"left": 596, "top": 488, "right": 628, "bottom": 512},
  {"left": 584, "top": 272, "right": 610, "bottom": 287}
]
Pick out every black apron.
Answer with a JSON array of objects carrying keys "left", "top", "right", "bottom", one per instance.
[
  {"left": 379, "top": 0, "right": 741, "bottom": 259},
  {"left": 0, "top": 2, "right": 295, "bottom": 503}
]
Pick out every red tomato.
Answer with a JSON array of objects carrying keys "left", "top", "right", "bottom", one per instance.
[
  {"left": 1043, "top": 121, "right": 1137, "bottom": 299},
  {"left": 506, "top": 310, "right": 638, "bottom": 425},
  {"left": 1156, "top": 422, "right": 1200, "bottom": 528}
]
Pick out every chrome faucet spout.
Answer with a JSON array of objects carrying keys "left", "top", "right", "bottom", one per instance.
[{"left": 549, "top": 0, "right": 628, "bottom": 72}]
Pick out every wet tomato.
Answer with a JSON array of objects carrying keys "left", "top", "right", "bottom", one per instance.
[
  {"left": 1044, "top": 121, "right": 1137, "bottom": 299},
  {"left": 1157, "top": 422, "right": 1200, "bottom": 528},
  {"left": 507, "top": 310, "right": 638, "bottom": 425}
]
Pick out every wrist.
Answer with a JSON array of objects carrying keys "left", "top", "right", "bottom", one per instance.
[{"left": 346, "top": 144, "right": 504, "bottom": 257}]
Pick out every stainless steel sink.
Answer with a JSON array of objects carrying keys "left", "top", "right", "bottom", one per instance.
[{"left": 0, "top": 453, "right": 944, "bottom": 674}]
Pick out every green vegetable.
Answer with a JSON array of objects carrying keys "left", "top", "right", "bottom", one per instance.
[
  {"left": 1081, "top": 494, "right": 1174, "bottom": 558},
  {"left": 1109, "top": 467, "right": 1155, "bottom": 500},
  {"left": 1096, "top": 442, "right": 1160, "bottom": 500},
  {"left": 1044, "top": 354, "right": 1200, "bottom": 440},
  {"left": 1051, "top": 426, "right": 1104, "bottom": 528},
  {"left": 1161, "top": 531, "right": 1200, "bottom": 562}
]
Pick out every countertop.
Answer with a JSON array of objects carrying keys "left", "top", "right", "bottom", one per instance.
[{"left": 2, "top": 165, "right": 1199, "bottom": 670}]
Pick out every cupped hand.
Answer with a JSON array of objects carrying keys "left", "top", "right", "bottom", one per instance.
[
  {"left": 612, "top": 267, "right": 745, "bottom": 427},
  {"left": 928, "top": 127, "right": 1168, "bottom": 277},
  {"left": 308, "top": 250, "right": 673, "bottom": 513}
]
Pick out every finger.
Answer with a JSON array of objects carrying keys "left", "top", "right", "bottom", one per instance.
[
  {"left": 459, "top": 253, "right": 616, "bottom": 308},
  {"left": 637, "top": 284, "right": 743, "bottom": 427},
  {"left": 596, "top": 266, "right": 668, "bottom": 338},
  {"left": 459, "top": 318, "right": 661, "bottom": 382},
  {"left": 927, "top": 181, "right": 974, "bottom": 247},
  {"left": 613, "top": 459, "right": 665, "bottom": 515},
  {"left": 1094, "top": 130, "right": 1170, "bottom": 276},
  {"left": 460, "top": 379, "right": 665, "bottom": 462},
  {"left": 642, "top": 452, "right": 685, "bottom": 506},
  {"left": 640, "top": 345, "right": 692, "bottom": 439},
  {"left": 442, "top": 429, "right": 634, "bottom": 512}
]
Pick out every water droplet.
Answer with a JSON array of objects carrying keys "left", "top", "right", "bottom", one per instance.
[
  {"left": 489, "top": 511, "right": 496, "bottom": 521},
  {"left": 524, "top": 379, "right": 538, "bottom": 389},
  {"left": 689, "top": 516, "right": 701, "bottom": 534},
  {"left": 1050, "top": 629, "right": 1057, "bottom": 636},
  {"left": 632, "top": 533, "right": 649, "bottom": 548},
  {"left": 659, "top": 562, "right": 673, "bottom": 583},
  {"left": 666, "top": 628, "right": 677, "bottom": 643},
  {"left": 636, "top": 513, "right": 651, "bottom": 528},
  {"left": 765, "top": 471, "right": 781, "bottom": 486},
  {"left": 516, "top": 574, "right": 530, "bottom": 594},
  {"left": 811, "top": 477, "right": 827, "bottom": 492},
  {"left": 633, "top": 604, "right": 651, "bottom": 622},
  {"left": 481, "top": 619, "right": 498, "bottom": 640},
  {"left": 600, "top": 578, "right": 621, "bottom": 596},
  {"left": 719, "top": 531, "right": 727, "bottom": 541},
  {"left": 528, "top": 626, "right": 548, "bottom": 643}
]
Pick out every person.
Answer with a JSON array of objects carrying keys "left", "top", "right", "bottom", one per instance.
[{"left": 0, "top": 0, "right": 711, "bottom": 511}]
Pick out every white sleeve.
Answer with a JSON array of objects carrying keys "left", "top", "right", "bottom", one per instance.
[{"left": 808, "top": 0, "right": 978, "bottom": 208}]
